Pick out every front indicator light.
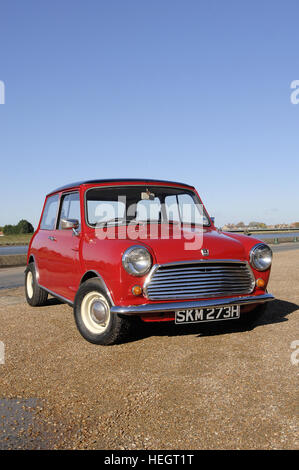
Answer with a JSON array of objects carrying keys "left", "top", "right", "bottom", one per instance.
[
  {"left": 256, "top": 278, "right": 266, "bottom": 289},
  {"left": 132, "top": 285, "right": 143, "bottom": 296}
]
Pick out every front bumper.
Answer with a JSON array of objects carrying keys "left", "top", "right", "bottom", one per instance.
[{"left": 111, "top": 293, "right": 275, "bottom": 316}]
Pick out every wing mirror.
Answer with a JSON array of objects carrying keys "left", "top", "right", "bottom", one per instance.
[{"left": 60, "top": 218, "right": 79, "bottom": 230}]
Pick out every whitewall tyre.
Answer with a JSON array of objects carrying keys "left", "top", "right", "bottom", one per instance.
[
  {"left": 74, "top": 278, "right": 134, "bottom": 345},
  {"left": 25, "top": 263, "right": 48, "bottom": 307}
]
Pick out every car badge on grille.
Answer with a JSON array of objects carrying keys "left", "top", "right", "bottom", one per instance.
[{"left": 201, "top": 249, "right": 209, "bottom": 257}]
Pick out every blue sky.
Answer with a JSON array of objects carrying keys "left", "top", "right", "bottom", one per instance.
[{"left": 0, "top": 0, "right": 298, "bottom": 229}]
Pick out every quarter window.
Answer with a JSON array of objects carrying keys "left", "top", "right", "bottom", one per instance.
[{"left": 40, "top": 194, "right": 59, "bottom": 230}]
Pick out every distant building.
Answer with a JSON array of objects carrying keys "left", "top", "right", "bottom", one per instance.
[
  {"left": 222, "top": 223, "right": 295, "bottom": 232},
  {"left": 0, "top": 231, "right": 3, "bottom": 237}
]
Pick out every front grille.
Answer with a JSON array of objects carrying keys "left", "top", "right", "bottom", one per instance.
[{"left": 144, "top": 261, "right": 255, "bottom": 300}]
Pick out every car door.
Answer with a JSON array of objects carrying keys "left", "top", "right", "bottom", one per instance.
[
  {"left": 46, "top": 192, "right": 82, "bottom": 301},
  {"left": 35, "top": 193, "right": 60, "bottom": 289}
]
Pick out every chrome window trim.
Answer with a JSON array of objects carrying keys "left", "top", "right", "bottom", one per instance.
[{"left": 143, "top": 259, "right": 256, "bottom": 300}]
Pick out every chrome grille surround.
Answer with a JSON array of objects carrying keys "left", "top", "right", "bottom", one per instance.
[{"left": 143, "top": 259, "right": 256, "bottom": 300}]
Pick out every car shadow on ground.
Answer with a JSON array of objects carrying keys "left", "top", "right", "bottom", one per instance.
[
  {"left": 44, "top": 297, "right": 64, "bottom": 307},
  {"left": 133, "top": 299, "right": 298, "bottom": 342}
]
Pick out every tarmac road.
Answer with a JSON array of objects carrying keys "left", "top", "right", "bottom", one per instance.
[
  {"left": 0, "top": 266, "right": 25, "bottom": 290},
  {"left": 0, "top": 245, "right": 28, "bottom": 255},
  {"left": 270, "top": 243, "right": 299, "bottom": 253}
]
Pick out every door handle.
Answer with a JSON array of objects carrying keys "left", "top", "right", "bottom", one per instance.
[{"left": 48, "top": 236, "right": 57, "bottom": 241}]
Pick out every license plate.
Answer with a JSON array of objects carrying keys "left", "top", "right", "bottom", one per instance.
[{"left": 175, "top": 305, "right": 240, "bottom": 324}]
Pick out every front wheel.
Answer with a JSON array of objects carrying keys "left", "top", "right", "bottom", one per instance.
[{"left": 74, "top": 279, "right": 134, "bottom": 345}]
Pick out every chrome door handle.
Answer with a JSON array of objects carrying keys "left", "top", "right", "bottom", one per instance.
[{"left": 48, "top": 236, "right": 56, "bottom": 241}]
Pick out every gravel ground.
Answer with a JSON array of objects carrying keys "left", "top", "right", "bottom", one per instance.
[{"left": 0, "top": 250, "right": 298, "bottom": 450}]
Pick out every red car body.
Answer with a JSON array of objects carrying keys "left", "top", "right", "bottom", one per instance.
[{"left": 26, "top": 179, "right": 274, "bottom": 343}]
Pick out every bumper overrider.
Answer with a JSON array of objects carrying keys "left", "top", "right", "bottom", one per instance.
[{"left": 111, "top": 293, "right": 275, "bottom": 316}]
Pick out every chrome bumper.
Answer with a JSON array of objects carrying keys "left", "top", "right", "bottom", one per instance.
[{"left": 111, "top": 293, "right": 275, "bottom": 316}]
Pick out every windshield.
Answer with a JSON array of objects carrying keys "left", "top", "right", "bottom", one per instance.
[{"left": 86, "top": 185, "right": 210, "bottom": 227}]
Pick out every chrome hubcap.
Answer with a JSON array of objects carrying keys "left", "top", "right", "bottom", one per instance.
[
  {"left": 90, "top": 299, "right": 109, "bottom": 324},
  {"left": 81, "top": 292, "right": 111, "bottom": 334}
]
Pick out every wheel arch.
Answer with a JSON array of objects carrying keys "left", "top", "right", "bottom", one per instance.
[
  {"left": 28, "top": 254, "right": 35, "bottom": 264},
  {"left": 27, "top": 253, "right": 40, "bottom": 282},
  {"left": 79, "top": 270, "right": 115, "bottom": 305}
]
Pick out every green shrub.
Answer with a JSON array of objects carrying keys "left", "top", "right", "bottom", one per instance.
[
  {"left": 17, "top": 219, "right": 34, "bottom": 234},
  {"left": 3, "top": 219, "right": 34, "bottom": 235},
  {"left": 3, "top": 225, "right": 19, "bottom": 235}
]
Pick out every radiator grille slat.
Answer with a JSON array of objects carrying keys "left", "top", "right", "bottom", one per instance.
[{"left": 145, "top": 261, "right": 255, "bottom": 300}]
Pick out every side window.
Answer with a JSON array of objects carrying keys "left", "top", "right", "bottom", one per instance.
[
  {"left": 40, "top": 194, "right": 59, "bottom": 230},
  {"left": 58, "top": 193, "right": 81, "bottom": 230}
]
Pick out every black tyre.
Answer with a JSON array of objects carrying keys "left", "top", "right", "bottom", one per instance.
[
  {"left": 74, "top": 278, "right": 135, "bottom": 345},
  {"left": 25, "top": 263, "right": 48, "bottom": 307},
  {"left": 239, "top": 302, "right": 268, "bottom": 327}
]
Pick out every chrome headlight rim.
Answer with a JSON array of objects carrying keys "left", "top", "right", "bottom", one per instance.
[
  {"left": 250, "top": 243, "right": 273, "bottom": 272},
  {"left": 122, "top": 245, "right": 152, "bottom": 277}
]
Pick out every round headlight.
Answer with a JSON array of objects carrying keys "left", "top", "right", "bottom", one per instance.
[
  {"left": 250, "top": 243, "right": 273, "bottom": 271},
  {"left": 122, "top": 246, "right": 152, "bottom": 276}
]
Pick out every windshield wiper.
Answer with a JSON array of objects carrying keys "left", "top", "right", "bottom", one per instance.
[
  {"left": 95, "top": 218, "right": 127, "bottom": 227},
  {"left": 129, "top": 220, "right": 181, "bottom": 225}
]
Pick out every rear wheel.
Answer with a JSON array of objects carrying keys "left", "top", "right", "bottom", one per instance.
[
  {"left": 25, "top": 263, "right": 48, "bottom": 306},
  {"left": 74, "top": 278, "right": 135, "bottom": 345}
]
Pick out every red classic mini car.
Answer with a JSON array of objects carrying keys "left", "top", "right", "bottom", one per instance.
[{"left": 25, "top": 179, "right": 274, "bottom": 345}]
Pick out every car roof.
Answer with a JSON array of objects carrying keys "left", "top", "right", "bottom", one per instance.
[{"left": 47, "top": 179, "right": 195, "bottom": 195}]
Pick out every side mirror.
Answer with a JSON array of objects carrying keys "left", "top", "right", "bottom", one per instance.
[
  {"left": 60, "top": 218, "right": 79, "bottom": 230},
  {"left": 210, "top": 217, "right": 215, "bottom": 224}
]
